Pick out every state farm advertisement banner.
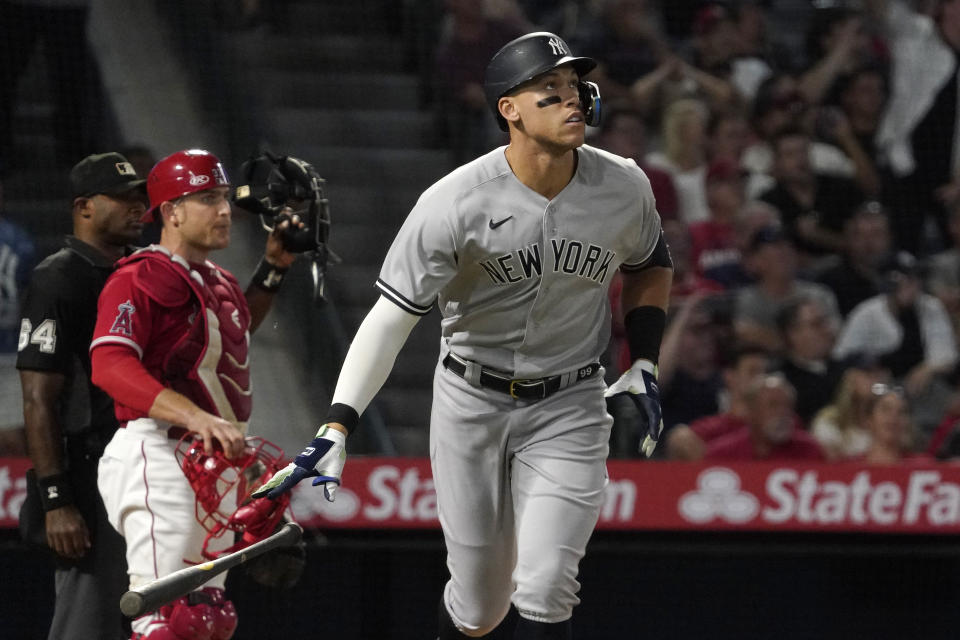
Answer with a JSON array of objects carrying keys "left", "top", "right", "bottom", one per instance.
[
  {"left": 287, "top": 458, "right": 960, "bottom": 533},
  {"left": 4, "top": 457, "right": 960, "bottom": 532}
]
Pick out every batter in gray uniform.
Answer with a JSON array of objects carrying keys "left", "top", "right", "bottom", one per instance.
[{"left": 255, "top": 32, "right": 674, "bottom": 639}]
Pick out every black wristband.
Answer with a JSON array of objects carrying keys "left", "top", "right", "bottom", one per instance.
[
  {"left": 624, "top": 305, "right": 667, "bottom": 365},
  {"left": 326, "top": 402, "right": 359, "bottom": 433},
  {"left": 251, "top": 258, "right": 289, "bottom": 293},
  {"left": 36, "top": 473, "right": 75, "bottom": 511}
]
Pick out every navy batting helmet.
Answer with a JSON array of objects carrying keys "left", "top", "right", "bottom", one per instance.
[{"left": 483, "top": 32, "right": 600, "bottom": 132}]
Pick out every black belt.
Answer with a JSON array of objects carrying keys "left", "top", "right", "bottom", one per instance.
[{"left": 442, "top": 354, "right": 601, "bottom": 400}]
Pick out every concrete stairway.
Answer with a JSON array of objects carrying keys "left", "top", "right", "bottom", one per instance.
[{"left": 234, "top": 1, "right": 451, "bottom": 454}]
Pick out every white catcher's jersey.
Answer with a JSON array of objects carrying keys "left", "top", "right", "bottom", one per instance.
[{"left": 377, "top": 144, "right": 662, "bottom": 378}]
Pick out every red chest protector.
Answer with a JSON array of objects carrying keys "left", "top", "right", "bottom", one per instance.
[{"left": 120, "top": 246, "right": 252, "bottom": 427}]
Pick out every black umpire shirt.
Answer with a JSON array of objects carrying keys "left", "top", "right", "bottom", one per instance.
[{"left": 16, "top": 236, "right": 120, "bottom": 443}]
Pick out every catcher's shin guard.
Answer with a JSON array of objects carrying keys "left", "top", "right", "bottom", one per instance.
[{"left": 131, "top": 588, "right": 236, "bottom": 640}]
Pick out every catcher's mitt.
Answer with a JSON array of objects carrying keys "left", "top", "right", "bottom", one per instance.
[{"left": 242, "top": 525, "right": 307, "bottom": 589}]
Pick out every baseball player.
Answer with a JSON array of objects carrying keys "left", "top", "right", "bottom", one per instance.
[
  {"left": 17, "top": 152, "right": 147, "bottom": 640},
  {"left": 255, "top": 32, "right": 673, "bottom": 639},
  {"left": 89, "top": 149, "right": 298, "bottom": 640}
]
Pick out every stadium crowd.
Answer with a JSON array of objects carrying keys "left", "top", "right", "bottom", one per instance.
[
  {"left": 432, "top": 0, "right": 960, "bottom": 462},
  {"left": 4, "top": 0, "right": 960, "bottom": 465}
]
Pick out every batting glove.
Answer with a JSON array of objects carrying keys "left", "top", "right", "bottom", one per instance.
[
  {"left": 251, "top": 426, "right": 346, "bottom": 502},
  {"left": 604, "top": 359, "right": 664, "bottom": 457}
]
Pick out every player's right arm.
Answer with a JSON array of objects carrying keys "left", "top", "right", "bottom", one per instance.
[
  {"left": 90, "top": 347, "right": 245, "bottom": 459},
  {"left": 17, "top": 262, "right": 90, "bottom": 559},
  {"left": 256, "top": 184, "right": 455, "bottom": 501},
  {"left": 20, "top": 368, "right": 91, "bottom": 559},
  {"left": 254, "top": 296, "right": 421, "bottom": 502},
  {"left": 90, "top": 269, "right": 245, "bottom": 458}
]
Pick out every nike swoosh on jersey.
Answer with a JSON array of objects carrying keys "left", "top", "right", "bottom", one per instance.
[{"left": 489, "top": 216, "right": 513, "bottom": 229}]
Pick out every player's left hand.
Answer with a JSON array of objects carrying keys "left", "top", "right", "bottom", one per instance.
[
  {"left": 264, "top": 206, "right": 303, "bottom": 268},
  {"left": 605, "top": 359, "right": 664, "bottom": 457},
  {"left": 251, "top": 425, "right": 346, "bottom": 502}
]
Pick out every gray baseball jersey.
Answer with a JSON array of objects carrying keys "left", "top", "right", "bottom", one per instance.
[
  {"left": 376, "top": 143, "right": 662, "bottom": 629},
  {"left": 377, "top": 144, "right": 662, "bottom": 377}
]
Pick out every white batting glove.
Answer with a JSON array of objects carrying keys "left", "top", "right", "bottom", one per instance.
[
  {"left": 251, "top": 425, "right": 346, "bottom": 502},
  {"left": 605, "top": 359, "right": 664, "bottom": 457}
]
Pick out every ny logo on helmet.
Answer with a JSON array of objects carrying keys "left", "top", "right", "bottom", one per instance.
[{"left": 548, "top": 37, "right": 567, "bottom": 56}]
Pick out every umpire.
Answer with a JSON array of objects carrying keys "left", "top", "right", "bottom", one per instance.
[{"left": 17, "top": 152, "right": 148, "bottom": 639}]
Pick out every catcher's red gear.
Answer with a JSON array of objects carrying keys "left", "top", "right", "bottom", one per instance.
[
  {"left": 144, "top": 149, "right": 229, "bottom": 221},
  {"left": 201, "top": 587, "right": 238, "bottom": 640},
  {"left": 175, "top": 433, "right": 291, "bottom": 559},
  {"left": 131, "top": 588, "right": 235, "bottom": 640}
]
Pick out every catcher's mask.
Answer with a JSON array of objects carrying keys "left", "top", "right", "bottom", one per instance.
[
  {"left": 175, "top": 434, "right": 291, "bottom": 560},
  {"left": 232, "top": 151, "right": 336, "bottom": 299},
  {"left": 232, "top": 151, "right": 330, "bottom": 253}
]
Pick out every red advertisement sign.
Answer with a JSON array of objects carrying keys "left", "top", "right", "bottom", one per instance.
[
  {"left": 4, "top": 457, "right": 960, "bottom": 533},
  {"left": 288, "top": 458, "right": 960, "bottom": 533},
  {"left": 0, "top": 458, "right": 31, "bottom": 529}
]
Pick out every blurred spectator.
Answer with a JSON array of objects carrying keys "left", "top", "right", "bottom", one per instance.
[
  {"left": 926, "top": 200, "right": 960, "bottom": 335},
  {"left": 572, "top": 0, "right": 670, "bottom": 112},
  {"left": 624, "top": 4, "right": 749, "bottom": 116},
  {"left": 865, "top": 0, "right": 960, "bottom": 256},
  {"left": 775, "top": 295, "right": 845, "bottom": 425},
  {"left": 645, "top": 98, "right": 711, "bottom": 223},
  {"left": 707, "top": 109, "right": 752, "bottom": 167},
  {"left": 797, "top": 7, "right": 880, "bottom": 108},
  {"left": 811, "top": 360, "right": 892, "bottom": 460},
  {"left": 0, "top": 177, "right": 36, "bottom": 453},
  {"left": 665, "top": 344, "right": 773, "bottom": 461},
  {"left": 733, "top": 223, "right": 840, "bottom": 352},
  {"left": 731, "top": 0, "right": 794, "bottom": 71},
  {"left": 870, "top": 0, "right": 960, "bottom": 255},
  {"left": 822, "top": 64, "right": 889, "bottom": 198},
  {"left": 594, "top": 104, "right": 679, "bottom": 221},
  {"left": 706, "top": 108, "right": 762, "bottom": 224},
  {"left": 688, "top": 2, "right": 772, "bottom": 104},
  {"left": 815, "top": 200, "right": 892, "bottom": 316},
  {"left": 433, "top": 0, "right": 526, "bottom": 163},
  {"left": 856, "top": 384, "right": 931, "bottom": 464},
  {"left": 704, "top": 373, "right": 826, "bottom": 460},
  {"left": 689, "top": 158, "right": 747, "bottom": 284},
  {"left": 812, "top": 103, "right": 882, "bottom": 200},
  {"left": 658, "top": 294, "right": 722, "bottom": 433},
  {"left": 834, "top": 250, "right": 957, "bottom": 399},
  {"left": 716, "top": 198, "right": 782, "bottom": 289},
  {"left": 742, "top": 73, "right": 862, "bottom": 194},
  {"left": 661, "top": 218, "right": 724, "bottom": 303},
  {"left": 0, "top": 0, "right": 94, "bottom": 173},
  {"left": 759, "top": 126, "right": 865, "bottom": 263}
]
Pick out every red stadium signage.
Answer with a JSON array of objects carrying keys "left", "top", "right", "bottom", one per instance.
[
  {"left": 287, "top": 458, "right": 960, "bottom": 533},
  {"left": 0, "top": 458, "right": 30, "bottom": 529},
  {"left": 3, "top": 457, "right": 960, "bottom": 532}
]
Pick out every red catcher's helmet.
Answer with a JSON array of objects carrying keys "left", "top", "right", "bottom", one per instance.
[
  {"left": 144, "top": 149, "right": 230, "bottom": 222},
  {"left": 174, "top": 433, "right": 291, "bottom": 560}
]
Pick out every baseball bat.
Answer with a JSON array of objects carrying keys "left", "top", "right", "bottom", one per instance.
[{"left": 119, "top": 521, "right": 303, "bottom": 618}]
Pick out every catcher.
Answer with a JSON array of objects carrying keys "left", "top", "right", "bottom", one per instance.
[{"left": 90, "top": 149, "right": 320, "bottom": 639}]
